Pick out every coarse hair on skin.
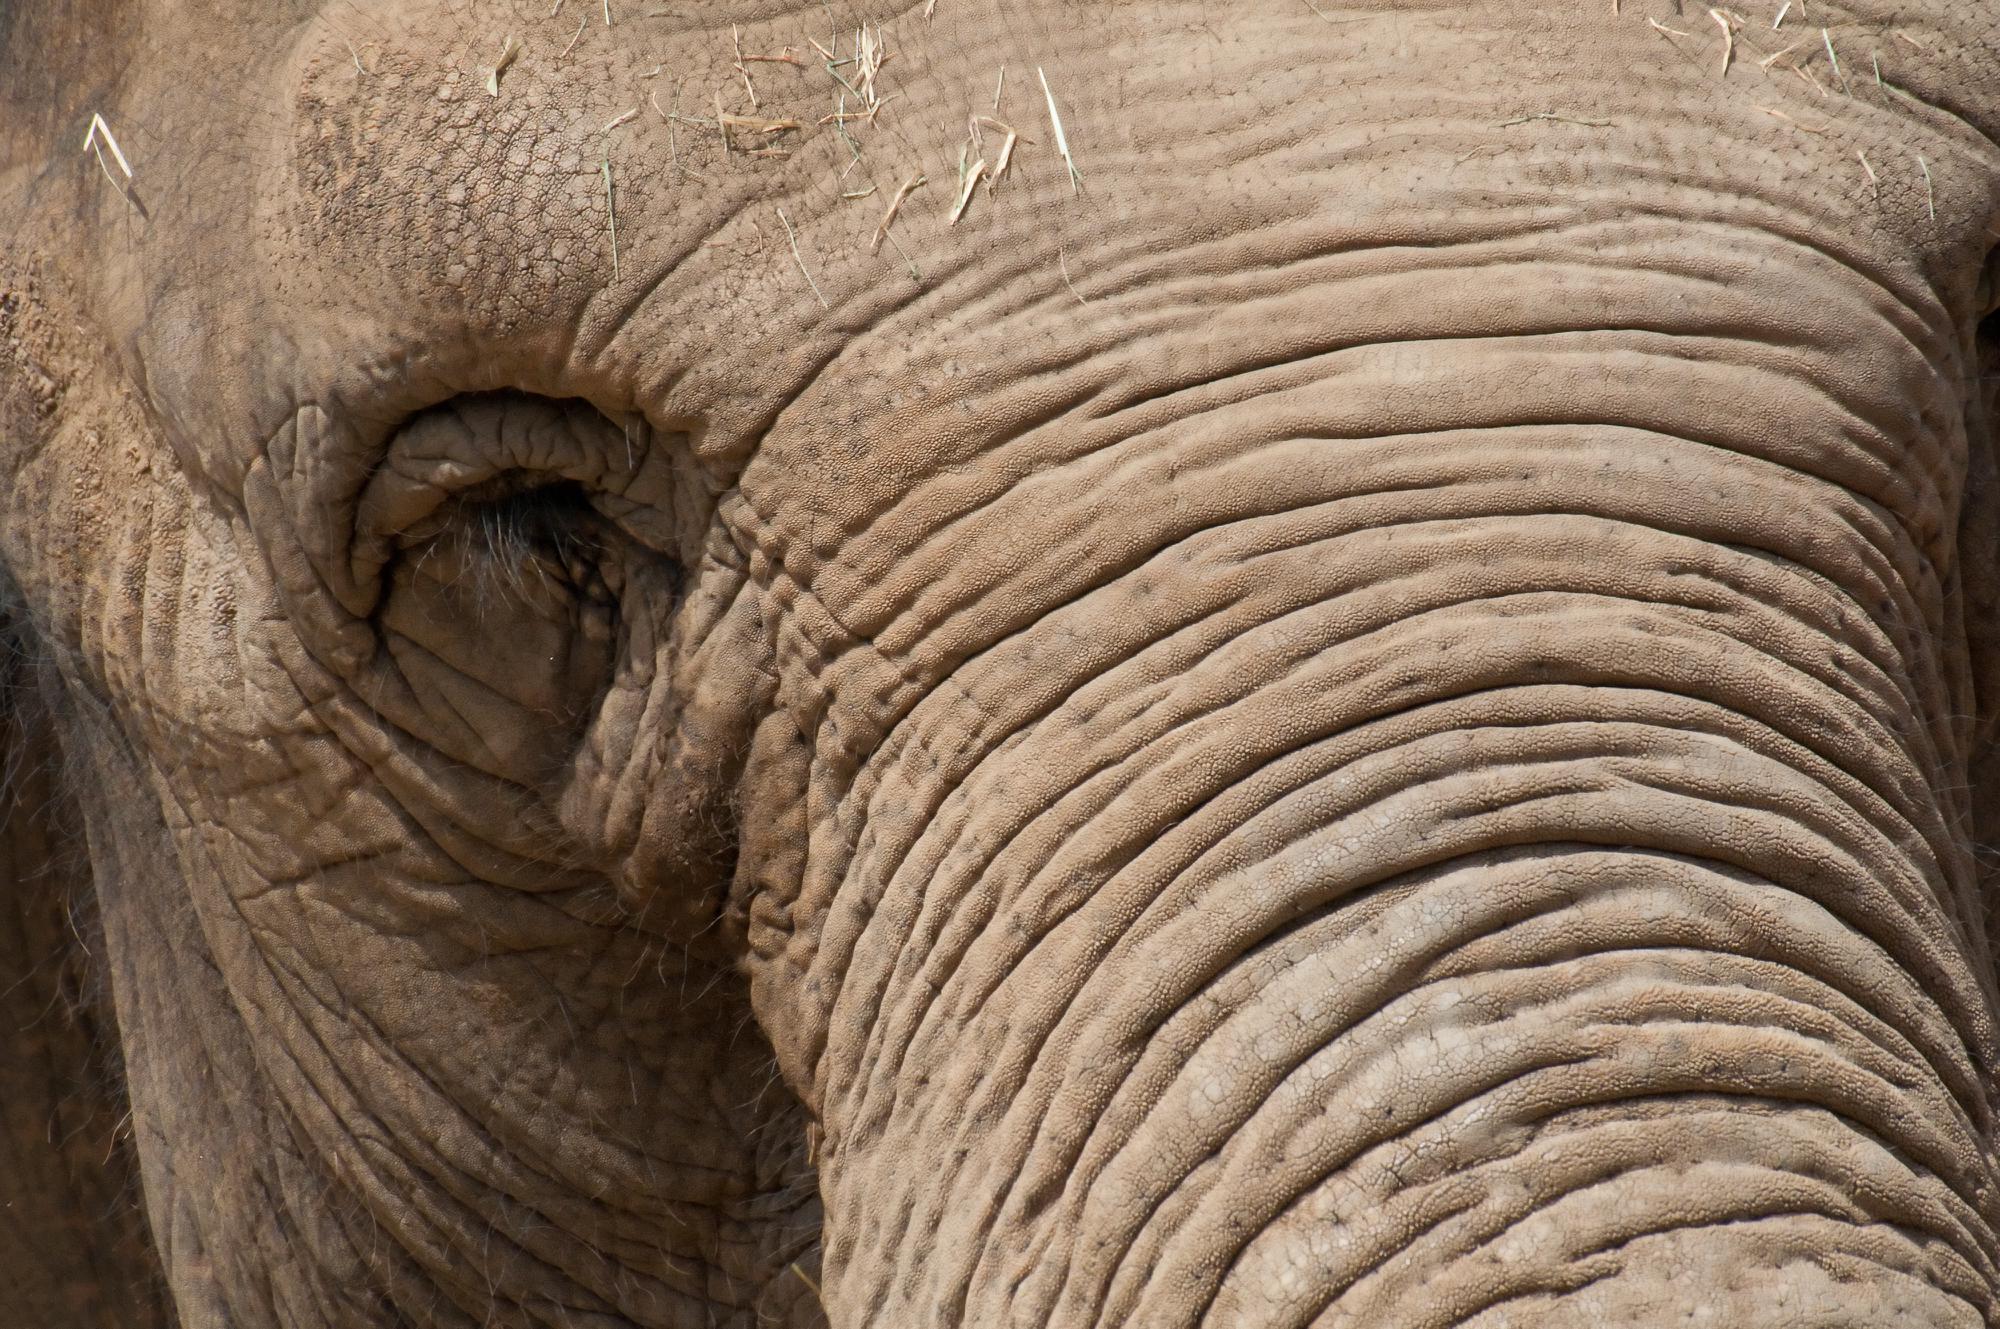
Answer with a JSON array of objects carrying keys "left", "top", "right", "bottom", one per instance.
[
  {"left": 1, "top": 561, "right": 109, "bottom": 1032},
  {"left": 1, "top": 560, "right": 156, "bottom": 1267}
]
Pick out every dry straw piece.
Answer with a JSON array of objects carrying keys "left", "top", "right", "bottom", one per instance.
[
  {"left": 484, "top": 34, "right": 520, "bottom": 95},
  {"left": 719, "top": 114, "right": 803, "bottom": 135},
  {"left": 651, "top": 81, "right": 707, "bottom": 181},
  {"left": 1759, "top": 39, "right": 1807, "bottom": 68},
  {"left": 950, "top": 158, "right": 988, "bottom": 223},
  {"left": 777, "top": 207, "right": 830, "bottom": 309},
  {"left": 732, "top": 25, "right": 759, "bottom": 106},
  {"left": 818, "top": 97, "right": 898, "bottom": 126},
  {"left": 1709, "top": 9, "right": 1741, "bottom": 75},
  {"left": 83, "top": 112, "right": 133, "bottom": 180},
  {"left": 972, "top": 115, "right": 1025, "bottom": 189},
  {"left": 83, "top": 111, "right": 141, "bottom": 211},
  {"left": 1757, "top": 105, "right": 1827, "bottom": 132},
  {"left": 872, "top": 173, "right": 926, "bottom": 253},
  {"left": 856, "top": 25, "right": 891, "bottom": 111},
  {"left": 1496, "top": 111, "right": 1612, "bottom": 128},
  {"left": 1058, "top": 246, "right": 1086, "bottom": 304},
  {"left": 1038, "top": 67, "right": 1080, "bottom": 194},
  {"left": 602, "top": 159, "right": 620, "bottom": 277}
]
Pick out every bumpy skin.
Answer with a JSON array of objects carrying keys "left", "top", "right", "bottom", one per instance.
[{"left": 4, "top": 0, "right": 2000, "bottom": 1325}]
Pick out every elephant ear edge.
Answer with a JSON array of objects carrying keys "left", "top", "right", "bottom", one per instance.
[{"left": 0, "top": 553, "right": 171, "bottom": 1325}]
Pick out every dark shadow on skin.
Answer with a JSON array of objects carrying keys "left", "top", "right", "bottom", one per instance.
[{"left": 0, "top": 570, "right": 175, "bottom": 1328}]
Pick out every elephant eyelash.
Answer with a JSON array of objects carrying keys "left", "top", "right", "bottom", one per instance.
[
  {"left": 469, "top": 481, "right": 599, "bottom": 569},
  {"left": 406, "top": 479, "right": 605, "bottom": 606}
]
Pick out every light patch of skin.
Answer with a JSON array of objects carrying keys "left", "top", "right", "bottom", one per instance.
[{"left": 2, "top": 0, "right": 2000, "bottom": 1326}]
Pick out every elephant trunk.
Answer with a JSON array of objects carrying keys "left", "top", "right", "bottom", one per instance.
[{"left": 773, "top": 216, "right": 2000, "bottom": 1324}]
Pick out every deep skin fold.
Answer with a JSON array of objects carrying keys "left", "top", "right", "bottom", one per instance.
[{"left": 3, "top": 0, "right": 2000, "bottom": 1326}]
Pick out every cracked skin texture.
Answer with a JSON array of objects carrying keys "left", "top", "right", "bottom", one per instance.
[{"left": 3, "top": 0, "right": 2000, "bottom": 1324}]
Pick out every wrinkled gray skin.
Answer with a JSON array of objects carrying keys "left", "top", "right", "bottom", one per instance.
[{"left": 4, "top": 0, "right": 2000, "bottom": 1325}]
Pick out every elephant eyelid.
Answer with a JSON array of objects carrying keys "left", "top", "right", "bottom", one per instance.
[{"left": 358, "top": 393, "right": 647, "bottom": 536}]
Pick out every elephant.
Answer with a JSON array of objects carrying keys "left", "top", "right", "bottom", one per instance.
[{"left": 3, "top": 0, "right": 1999, "bottom": 1323}]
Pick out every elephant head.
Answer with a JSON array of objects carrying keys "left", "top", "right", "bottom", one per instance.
[{"left": 4, "top": 0, "right": 2000, "bottom": 1324}]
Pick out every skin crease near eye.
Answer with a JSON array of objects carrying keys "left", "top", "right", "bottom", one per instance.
[{"left": 2, "top": 2, "right": 2000, "bottom": 1328}]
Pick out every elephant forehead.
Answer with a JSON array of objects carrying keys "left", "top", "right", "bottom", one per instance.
[{"left": 72, "top": 0, "right": 1999, "bottom": 500}]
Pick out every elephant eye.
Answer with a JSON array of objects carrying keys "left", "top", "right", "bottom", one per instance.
[{"left": 356, "top": 393, "right": 683, "bottom": 778}]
